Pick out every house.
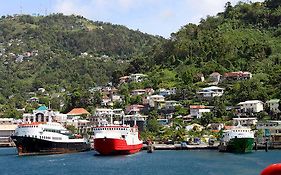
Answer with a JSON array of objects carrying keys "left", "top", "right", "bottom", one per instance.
[
  {"left": 101, "top": 95, "right": 113, "bottom": 106},
  {"left": 67, "top": 108, "right": 90, "bottom": 118},
  {"left": 185, "top": 123, "right": 204, "bottom": 132},
  {"left": 125, "top": 105, "right": 145, "bottom": 114},
  {"left": 224, "top": 71, "right": 252, "bottom": 81},
  {"left": 165, "top": 100, "right": 181, "bottom": 110},
  {"left": 148, "top": 95, "right": 165, "bottom": 108},
  {"left": 208, "top": 72, "right": 221, "bottom": 85},
  {"left": 111, "top": 94, "right": 122, "bottom": 103},
  {"left": 131, "top": 89, "right": 146, "bottom": 96},
  {"left": 208, "top": 123, "right": 224, "bottom": 132},
  {"left": 38, "top": 88, "right": 46, "bottom": 93},
  {"left": 154, "top": 100, "right": 166, "bottom": 109},
  {"left": 189, "top": 105, "right": 211, "bottom": 119},
  {"left": 266, "top": 99, "right": 280, "bottom": 113},
  {"left": 238, "top": 100, "right": 264, "bottom": 113},
  {"left": 158, "top": 88, "right": 176, "bottom": 97},
  {"left": 256, "top": 121, "right": 281, "bottom": 145},
  {"left": 233, "top": 117, "right": 258, "bottom": 127},
  {"left": 28, "top": 97, "right": 39, "bottom": 103},
  {"left": 129, "top": 73, "right": 147, "bottom": 82},
  {"left": 119, "top": 76, "right": 129, "bottom": 84},
  {"left": 197, "top": 86, "right": 224, "bottom": 98}
]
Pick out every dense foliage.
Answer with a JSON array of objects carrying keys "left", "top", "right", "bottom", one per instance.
[
  {"left": 0, "top": 14, "right": 163, "bottom": 113},
  {"left": 128, "top": 0, "right": 281, "bottom": 104}
]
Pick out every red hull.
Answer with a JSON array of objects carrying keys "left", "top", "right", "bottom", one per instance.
[{"left": 94, "top": 138, "right": 143, "bottom": 155}]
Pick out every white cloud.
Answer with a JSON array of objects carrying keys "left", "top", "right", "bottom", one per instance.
[{"left": 51, "top": 0, "right": 265, "bottom": 37}]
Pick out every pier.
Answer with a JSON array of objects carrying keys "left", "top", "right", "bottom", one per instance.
[{"left": 142, "top": 143, "right": 219, "bottom": 150}]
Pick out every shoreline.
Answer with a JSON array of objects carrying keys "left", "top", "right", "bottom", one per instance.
[{"left": 142, "top": 143, "right": 281, "bottom": 151}]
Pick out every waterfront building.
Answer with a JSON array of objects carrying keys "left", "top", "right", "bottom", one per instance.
[
  {"left": 256, "top": 121, "right": 281, "bottom": 145},
  {"left": 67, "top": 108, "right": 90, "bottom": 118},
  {"left": 0, "top": 119, "right": 18, "bottom": 147},
  {"left": 23, "top": 106, "right": 59, "bottom": 123}
]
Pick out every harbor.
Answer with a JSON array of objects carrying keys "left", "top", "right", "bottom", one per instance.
[{"left": 1, "top": 147, "right": 281, "bottom": 175}]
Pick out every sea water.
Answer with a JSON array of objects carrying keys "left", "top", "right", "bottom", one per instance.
[{"left": 0, "top": 148, "right": 280, "bottom": 175}]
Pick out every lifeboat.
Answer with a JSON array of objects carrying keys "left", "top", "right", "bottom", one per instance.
[{"left": 260, "top": 164, "right": 281, "bottom": 175}]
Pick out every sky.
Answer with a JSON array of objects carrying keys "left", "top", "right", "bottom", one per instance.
[{"left": 0, "top": 0, "right": 264, "bottom": 38}]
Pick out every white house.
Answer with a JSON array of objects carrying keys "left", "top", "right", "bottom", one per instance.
[
  {"left": 190, "top": 105, "right": 211, "bottom": 119},
  {"left": 266, "top": 99, "right": 280, "bottom": 113},
  {"left": 129, "top": 73, "right": 147, "bottom": 82},
  {"left": 131, "top": 89, "right": 146, "bottom": 96},
  {"left": 158, "top": 88, "right": 176, "bottom": 97},
  {"left": 165, "top": 101, "right": 181, "bottom": 110},
  {"left": 233, "top": 117, "right": 258, "bottom": 127},
  {"left": 148, "top": 95, "right": 165, "bottom": 108},
  {"left": 197, "top": 86, "right": 224, "bottom": 98},
  {"left": 238, "top": 100, "right": 264, "bottom": 113}
]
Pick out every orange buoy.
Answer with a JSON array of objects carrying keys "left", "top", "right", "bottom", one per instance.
[{"left": 260, "top": 164, "right": 281, "bottom": 175}]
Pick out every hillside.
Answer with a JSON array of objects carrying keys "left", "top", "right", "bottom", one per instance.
[
  {"left": 0, "top": 14, "right": 164, "bottom": 101},
  {"left": 128, "top": 0, "right": 281, "bottom": 104}
]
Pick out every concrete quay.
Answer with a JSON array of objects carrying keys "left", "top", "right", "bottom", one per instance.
[{"left": 142, "top": 143, "right": 219, "bottom": 150}]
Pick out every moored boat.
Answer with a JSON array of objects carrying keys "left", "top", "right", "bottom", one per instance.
[
  {"left": 11, "top": 122, "right": 91, "bottom": 156},
  {"left": 93, "top": 119, "right": 143, "bottom": 155},
  {"left": 218, "top": 123, "right": 254, "bottom": 153}
]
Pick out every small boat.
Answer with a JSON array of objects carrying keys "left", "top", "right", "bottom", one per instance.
[
  {"left": 218, "top": 121, "right": 254, "bottom": 153},
  {"left": 260, "top": 164, "right": 281, "bottom": 175},
  {"left": 93, "top": 118, "right": 143, "bottom": 155},
  {"left": 11, "top": 122, "right": 91, "bottom": 156}
]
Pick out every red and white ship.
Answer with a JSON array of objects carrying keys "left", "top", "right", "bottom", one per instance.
[{"left": 93, "top": 119, "right": 143, "bottom": 155}]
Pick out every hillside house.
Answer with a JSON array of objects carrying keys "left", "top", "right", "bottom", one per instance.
[
  {"left": 266, "top": 99, "right": 280, "bottom": 113},
  {"left": 238, "top": 100, "right": 264, "bottom": 113},
  {"left": 233, "top": 117, "right": 258, "bottom": 127},
  {"left": 165, "top": 100, "right": 181, "bottom": 110},
  {"left": 224, "top": 71, "right": 252, "bottom": 81},
  {"left": 197, "top": 86, "right": 224, "bottom": 98},
  {"left": 208, "top": 72, "right": 221, "bottom": 85},
  {"left": 148, "top": 95, "right": 165, "bottom": 108},
  {"left": 190, "top": 105, "right": 211, "bottom": 119}
]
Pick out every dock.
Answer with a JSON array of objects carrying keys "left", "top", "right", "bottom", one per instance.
[{"left": 142, "top": 143, "right": 219, "bottom": 150}]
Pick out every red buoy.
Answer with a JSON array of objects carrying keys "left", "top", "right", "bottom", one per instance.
[{"left": 260, "top": 164, "right": 281, "bottom": 175}]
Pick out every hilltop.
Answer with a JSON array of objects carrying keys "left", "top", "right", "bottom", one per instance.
[{"left": 0, "top": 14, "right": 164, "bottom": 101}]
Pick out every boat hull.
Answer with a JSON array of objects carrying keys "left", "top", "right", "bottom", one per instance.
[
  {"left": 219, "top": 138, "right": 254, "bottom": 153},
  {"left": 94, "top": 138, "right": 143, "bottom": 155},
  {"left": 11, "top": 136, "right": 91, "bottom": 156}
]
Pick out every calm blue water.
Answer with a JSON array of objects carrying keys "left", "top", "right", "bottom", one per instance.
[{"left": 0, "top": 148, "right": 280, "bottom": 175}]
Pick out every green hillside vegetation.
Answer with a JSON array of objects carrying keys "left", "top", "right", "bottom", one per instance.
[
  {"left": 0, "top": 0, "right": 281, "bottom": 119},
  {"left": 0, "top": 14, "right": 163, "bottom": 113},
  {"left": 128, "top": 0, "right": 281, "bottom": 105}
]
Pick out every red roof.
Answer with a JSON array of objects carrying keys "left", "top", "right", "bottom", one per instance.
[
  {"left": 224, "top": 71, "right": 251, "bottom": 78},
  {"left": 190, "top": 105, "right": 206, "bottom": 109},
  {"left": 67, "top": 108, "right": 90, "bottom": 115}
]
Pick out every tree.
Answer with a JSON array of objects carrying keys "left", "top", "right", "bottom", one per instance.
[{"left": 200, "top": 112, "right": 214, "bottom": 127}]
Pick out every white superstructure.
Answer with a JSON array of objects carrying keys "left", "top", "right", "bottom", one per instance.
[
  {"left": 93, "top": 121, "right": 142, "bottom": 146},
  {"left": 221, "top": 125, "right": 254, "bottom": 142},
  {"left": 14, "top": 122, "right": 87, "bottom": 143}
]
